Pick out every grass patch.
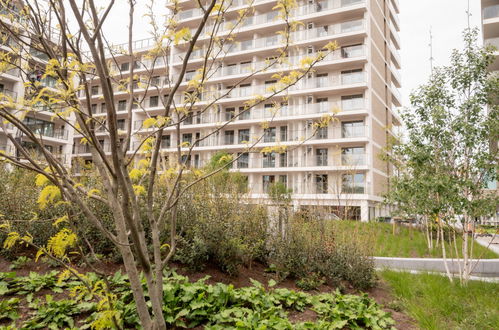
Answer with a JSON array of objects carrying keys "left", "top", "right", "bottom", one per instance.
[
  {"left": 380, "top": 270, "right": 499, "bottom": 329},
  {"left": 331, "top": 221, "right": 499, "bottom": 258}
]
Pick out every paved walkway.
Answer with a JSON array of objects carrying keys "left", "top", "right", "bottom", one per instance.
[
  {"left": 373, "top": 257, "right": 499, "bottom": 277},
  {"left": 475, "top": 234, "right": 499, "bottom": 255}
]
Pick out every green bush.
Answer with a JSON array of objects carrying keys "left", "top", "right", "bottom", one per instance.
[{"left": 267, "top": 217, "right": 376, "bottom": 290}]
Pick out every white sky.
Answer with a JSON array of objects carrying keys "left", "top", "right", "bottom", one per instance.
[
  {"left": 399, "top": 0, "right": 482, "bottom": 106},
  {"left": 95, "top": 0, "right": 484, "bottom": 107}
]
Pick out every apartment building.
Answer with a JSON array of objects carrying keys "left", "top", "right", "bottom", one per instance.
[
  {"left": 481, "top": 0, "right": 499, "bottom": 224},
  {"left": 72, "top": 0, "right": 402, "bottom": 221},
  {"left": 0, "top": 2, "right": 73, "bottom": 165}
]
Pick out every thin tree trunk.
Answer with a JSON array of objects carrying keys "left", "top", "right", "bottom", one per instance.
[{"left": 439, "top": 218, "right": 453, "bottom": 282}]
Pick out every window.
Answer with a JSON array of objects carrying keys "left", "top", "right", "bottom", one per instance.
[
  {"left": 181, "top": 154, "right": 191, "bottom": 167},
  {"left": 266, "top": 11, "right": 278, "bottom": 22},
  {"left": 184, "top": 113, "right": 193, "bottom": 125},
  {"left": 132, "top": 98, "right": 139, "bottom": 109},
  {"left": 118, "top": 100, "right": 127, "bottom": 111},
  {"left": 161, "top": 135, "right": 171, "bottom": 148},
  {"left": 341, "top": 94, "right": 364, "bottom": 111},
  {"left": 263, "top": 175, "right": 275, "bottom": 193},
  {"left": 120, "top": 62, "right": 130, "bottom": 71},
  {"left": 185, "top": 70, "right": 195, "bottom": 82},
  {"left": 341, "top": 19, "right": 363, "bottom": 33},
  {"left": 341, "top": 44, "right": 364, "bottom": 58},
  {"left": 91, "top": 85, "right": 99, "bottom": 95},
  {"left": 264, "top": 33, "right": 279, "bottom": 46},
  {"left": 90, "top": 104, "right": 97, "bottom": 114},
  {"left": 241, "top": 39, "right": 253, "bottom": 51},
  {"left": 194, "top": 154, "right": 200, "bottom": 168},
  {"left": 264, "top": 127, "right": 276, "bottom": 142},
  {"left": 316, "top": 149, "right": 328, "bottom": 166},
  {"left": 316, "top": 73, "right": 328, "bottom": 88},
  {"left": 279, "top": 175, "right": 288, "bottom": 187},
  {"left": 341, "top": 68, "right": 364, "bottom": 84},
  {"left": 318, "top": 25, "right": 329, "bottom": 37},
  {"left": 316, "top": 126, "right": 328, "bottom": 139},
  {"left": 182, "top": 133, "right": 192, "bottom": 145},
  {"left": 241, "top": 61, "right": 252, "bottom": 73},
  {"left": 133, "top": 60, "right": 141, "bottom": 70},
  {"left": 23, "top": 117, "right": 54, "bottom": 137},
  {"left": 342, "top": 121, "right": 364, "bottom": 138},
  {"left": 341, "top": 147, "right": 365, "bottom": 165},
  {"left": 237, "top": 152, "right": 249, "bottom": 168},
  {"left": 342, "top": 173, "right": 365, "bottom": 194},
  {"left": 224, "top": 130, "right": 235, "bottom": 145},
  {"left": 316, "top": 174, "right": 328, "bottom": 194},
  {"left": 100, "top": 103, "right": 106, "bottom": 113},
  {"left": 239, "top": 83, "right": 251, "bottom": 96},
  {"left": 280, "top": 126, "right": 288, "bottom": 141},
  {"left": 151, "top": 76, "right": 160, "bottom": 86},
  {"left": 225, "top": 107, "right": 235, "bottom": 121},
  {"left": 117, "top": 119, "right": 126, "bottom": 131},
  {"left": 226, "top": 63, "right": 237, "bottom": 75},
  {"left": 238, "top": 129, "right": 250, "bottom": 143},
  {"left": 239, "top": 106, "right": 250, "bottom": 120},
  {"left": 149, "top": 95, "right": 159, "bottom": 108},
  {"left": 263, "top": 153, "right": 276, "bottom": 168},
  {"left": 317, "top": 97, "right": 329, "bottom": 112},
  {"left": 279, "top": 152, "right": 287, "bottom": 167}
]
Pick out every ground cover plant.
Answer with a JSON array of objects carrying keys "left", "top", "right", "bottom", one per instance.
[
  {"left": 0, "top": 269, "right": 395, "bottom": 329},
  {"left": 380, "top": 270, "right": 499, "bottom": 330}
]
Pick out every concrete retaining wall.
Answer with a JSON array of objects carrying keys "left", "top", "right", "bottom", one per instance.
[{"left": 374, "top": 257, "right": 499, "bottom": 277}]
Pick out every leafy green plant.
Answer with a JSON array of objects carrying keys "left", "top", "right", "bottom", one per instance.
[
  {"left": 0, "top": 298, "right": 20, "bottom": 322},
  {"left": 9, "top": 256, "right": 31, "bottom": 270},
  {"left": 11, "top": 271, "right": 63, "bottom": 302},
  {"left": 23, "top": 295, "right": 95, "bottom": 330},
  {"left": 296, "top": 273, "right": 325, "bottom": 291}
]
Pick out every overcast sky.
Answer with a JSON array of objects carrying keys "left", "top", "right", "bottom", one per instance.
[
  {"left": 399, "top": 0, "right": 482, "bottom": 106},
  {"left": 96, "top": 0, "right": 484, "bottom": 108}
]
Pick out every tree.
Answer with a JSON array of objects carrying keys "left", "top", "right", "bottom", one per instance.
[
  {"left": 0, "top": 0, "right": 339, "bottom": 327},
  {"left": 386, "top": 28, "right": 499, "bottom": 284}
]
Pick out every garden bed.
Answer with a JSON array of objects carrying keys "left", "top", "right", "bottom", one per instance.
[{"left": 0, "top": 256, "right": 413, "bottom": 329}]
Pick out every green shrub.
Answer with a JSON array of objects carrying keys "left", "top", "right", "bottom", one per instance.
[
  {"left": 296, "top": 273, "right": 325, "bottom": 291},
  {"left": 267, "top": 217, "right": 376, "bottom": 290}
]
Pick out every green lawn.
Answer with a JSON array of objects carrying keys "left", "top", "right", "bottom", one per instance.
[
  {"left": 380, "top": 270, "right": 499, "bottom": 330},
  {"left": 331, "top": 221, "right": 499, "bottom": 258}
]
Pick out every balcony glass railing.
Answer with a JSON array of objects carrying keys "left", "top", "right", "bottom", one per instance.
[
  {"left": 484, "top": 5, "right": 499, "bottom": 19},
  {"left": 341, "top": 154, "right": 366, "bottom": 166},
  {"left": 176, "top": 20, "right": 365, "bottom": 62},
  {"left": 0, "top": 89, "right": 17, "bottom": 100},
  {"left": 342, "top": 125, "right": 365, "bottom": 138},
  {"left": 486, "top": 37, "right": 499, "bottom": 49},
  {"left": 178, "top": 0, "right": 365, "bottom": 22}
]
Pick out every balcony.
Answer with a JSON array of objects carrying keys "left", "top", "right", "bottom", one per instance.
[
  {"left": 175, "top": 20, "right": 365, "bottom": 63},
  {"left": 485, "top": 38, "right": 499, "bottom": 50},
  {"left": 484, "top": 5, "right": 499, "bottom": 20},
  {"left": 342, "top": 125, "right": 366, "bottom": 138},
  {"left": 0, "top": 144, "right": 14, "bottom": 154},
  {"left": 194, "top": 46, "right": 367, "bottom": 82},
  {"left": 176, "top": 0, "right": 365, "bottom": 23},
  {"left": 0, "top": 89, "right": 17, "bottom": 101},
  {"left": 316, "top": 155, "right": 328, "bottom": 166},
  {"left": 32, "top": 128, "right": 68, "bottom": 140},
  {"left": 341, "top": 153, "right": 366, "bottom": 166},
  {"left": 30, "top": 48, "right": 49, "bottom": 61}
]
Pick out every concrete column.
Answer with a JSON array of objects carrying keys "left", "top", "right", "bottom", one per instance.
[{"left": 360, "top": 200, "right": 369, "bottom": 222}]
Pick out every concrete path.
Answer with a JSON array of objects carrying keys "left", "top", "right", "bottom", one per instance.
[
  {"left": 475, "top": 234, "right": 499, "bottom": 255},
  {"left": 373, "top": 257, "right": 499, "bottom": 277}
]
